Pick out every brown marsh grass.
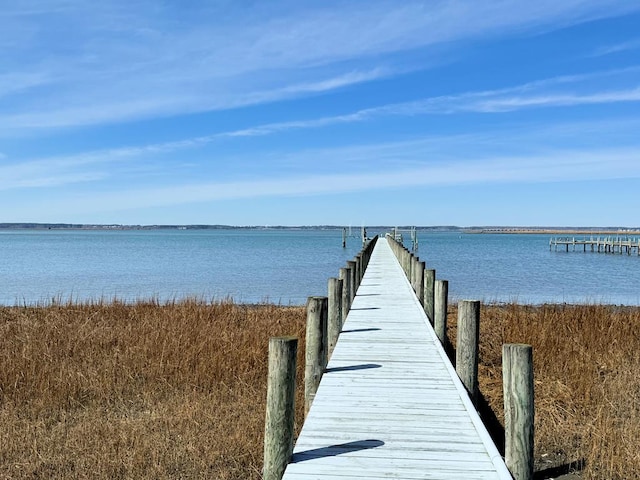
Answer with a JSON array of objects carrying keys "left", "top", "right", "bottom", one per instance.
[
  {"left": 449, "top": 303, "right": 640, "bottom": 480},
  {"left": 0, "top": 300, "right": 305, "bottom": 479},
  {"left": 1, "top": 300, "right": 639, "bottom": 478}
]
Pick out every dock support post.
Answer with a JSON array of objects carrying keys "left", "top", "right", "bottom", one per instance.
[
  {"left": 456, "top": 300, "right": 480, "bottom": 403},
  {"left": 355, "top": 254, "right": 362, "bottom": 291},
  {"left": 342, "top": 227, "right": 347, "bottom": 248},
  {"left": 424, "top": 269, "right": 435, "bottom": 324},
  {"left": 347, "top": 260, "right": 357, "bottom": 302},
  {"left": 263, "top": 336, "right": 298, "bottom": 480},
  {"left": 357, "top": 252, "right": 364, "bottom": 287},
  {"left": 339, "top": 267, "right": 351, "bottom": 325},
  {"left": 415, "top": 261, "right": 425, "bottom": 306},
  {"left": 305, "top": 296, "right": 328, "bottom": 416},
  {"left": 503, "top": 344, "right": 534, "bottom": 480},
  {"left": 327, "top": 278, "right": 343, "bottom": 358},
  {"left": 434, "top": 280, "right": 448, "bottom": 346}
]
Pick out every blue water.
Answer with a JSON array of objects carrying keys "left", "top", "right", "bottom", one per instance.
[{"left": 1, "top": 229, "right": 639, "bottom": 306}]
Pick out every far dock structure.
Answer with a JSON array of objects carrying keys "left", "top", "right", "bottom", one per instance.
[
  {"left": 550, "top": 235, "right": 640, "bottom": 255},
  {"left": 271, "top": 237, "right": 519, "bottom": 480}
]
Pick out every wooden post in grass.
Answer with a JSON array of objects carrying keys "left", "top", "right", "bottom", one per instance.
[
  {"left": 424, "top": 269, "right": 436, "bottom": 324},
  {"left": 434, "top": 280, "right": 448, "bottom": 346},
  {"left": 503, "top": 344, "right": 534, "bottom": 480},
  {"left": 456, "top": 300, "right": 480, "bottom": 403},
  {"left": 339, "top": 267, "right": 351, "bottom": 325},
  {"left": 327, "top": 278, "right": 343, "bottom": 358},
  {"left": 347, "top": 260, "right": 357, "bottom": 302},
  {"left": 305, "top": 296, "right": 328, "bottom": 416},
  {"left": 264, "top": 336, "right": 298, "bottom": 480}
]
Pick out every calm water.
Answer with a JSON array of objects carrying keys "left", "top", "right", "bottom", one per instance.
[{"left": 1, "top": 229, "right": 639, "bottom": 306}]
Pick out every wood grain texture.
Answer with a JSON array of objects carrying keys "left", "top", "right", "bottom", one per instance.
[
  {"left": 264, "top": 336, "right": 298, "bottom": 480},
  {"left": 503, "top": 343, "right": 534, "bottom": 480}
]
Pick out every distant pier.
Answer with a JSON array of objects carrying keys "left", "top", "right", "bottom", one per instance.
[{"left": 550, "top": 236, "right": 640, "bottom": 255}]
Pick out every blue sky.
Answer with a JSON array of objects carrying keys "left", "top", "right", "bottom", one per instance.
[{"left": 2, "top": 1, "right": 640, "bottom": 227}]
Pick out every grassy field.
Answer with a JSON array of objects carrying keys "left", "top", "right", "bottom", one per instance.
[{"left": 1, "top": 300, "right": 638, "bottom": 479}]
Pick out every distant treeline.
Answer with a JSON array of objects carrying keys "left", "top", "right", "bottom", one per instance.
[{"left": 1, "top": 223, "right": 637, "bottom": 232}]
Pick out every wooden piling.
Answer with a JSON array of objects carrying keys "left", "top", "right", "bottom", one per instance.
[
  {"left": 415, "top": 260, "right": 425, "bottom": 306},
  {"left": 342, "top": 227, "right": 347, "bottom": 248},
  {"left": 347, "top": 260, "right": 357, "bottom": 302},
  {"left": 305, "top": 296, "right": 328, "bottom": 416},
  {"left": 424, "top": 269, "right": 435, "bottom": 324},
  {"left": 263, "top": 336, "right": 298, "bottom": 480},
  {"left": 339, "top": 267, "right": 351, "bottom": 325},
  {"left": 410, "top": 256, "right": 418, "bottom": 293},
  {"left": 404, "top": 250, "right": 412, "bottom": 280},
  {"left": 456, "top": 300, "right": 480, "bottom": 403},
  {"left": 503, "top": 344, "right": 534, "bottom": 480},
  {"left": 434, "top": 280, "right": 448, "bottom": 346},
  {"left": 327, "top": 278, "right": 343, "bottom": 358}
]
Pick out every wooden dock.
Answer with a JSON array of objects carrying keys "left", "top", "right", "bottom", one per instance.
[
  {"left": 550, "top": 236, "right": 640, "bottom": 255},
  {"left": 281, "top": 237, "right": 511, "bottom": 479}
]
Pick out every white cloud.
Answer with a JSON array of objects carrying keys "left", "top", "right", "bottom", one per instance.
[
  {"left": 2, "top": 0, "right": 640, "bottom": 130},
  {"left": 7, "top": 145, "right": 639, "bottom": 218}
]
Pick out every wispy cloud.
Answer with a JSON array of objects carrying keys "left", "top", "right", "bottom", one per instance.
[
  {"left": 592, "top": 38, "right": 640, "bottom": 56},
  {"left": 3, "top": 65, "right": 639, "bottom": 192},
  {"left": 11, "top": 146, "right": 640, "bottom": 217},
  {"left": 3, "top": 0, "right": 640, "bottom": 131}
]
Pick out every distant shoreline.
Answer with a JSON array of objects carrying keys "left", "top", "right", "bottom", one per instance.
[
  {"left": 465, "top": 228, "right": 640, "bottom": 235},
  {"left": 1, "top": 223, "right": 639, "bottom": 234}
]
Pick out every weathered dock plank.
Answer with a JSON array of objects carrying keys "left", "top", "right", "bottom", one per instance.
[{"left": 281, "top": 238, "right": 511, "bottom": 480}]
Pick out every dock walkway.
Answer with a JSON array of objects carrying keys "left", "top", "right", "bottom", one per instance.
[
  {"left": 282, "top": 237, "right": 511, "bottom": 479},
  {"left": 550, "top": 235, "right": 640, "bottom": 255}
]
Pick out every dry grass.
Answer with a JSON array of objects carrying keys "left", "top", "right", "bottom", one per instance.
[
  {"left": 448, "top": 303, "right": 640, "bottom": 479},
  {"left": 0, "top": 300, "right": 305, "bottom": 479},
  {"left": 2, "top": 300, "right": 639, "bottom": 479}
]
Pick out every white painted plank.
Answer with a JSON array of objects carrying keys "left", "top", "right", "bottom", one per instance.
[{"left": 281, "top": 238, "right": 511, "bottom": 480}]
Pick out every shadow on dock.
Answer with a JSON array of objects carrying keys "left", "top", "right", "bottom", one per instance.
[
  {"left": 291, "top": 440, "right": 385, "bottom": 463},
  {"left": 325, "top": 363, "right": 382, "bottom": 373},
  {"left": 340, "top": 327, "right": 381, "bottom": 334}
]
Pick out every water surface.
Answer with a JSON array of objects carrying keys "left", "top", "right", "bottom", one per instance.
[{"left": 1, "top": 229, "right": 638, "bottom": 306}]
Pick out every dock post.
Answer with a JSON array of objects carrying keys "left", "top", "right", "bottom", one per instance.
[
  {"left": 355, "top": 253, "right": 363, "bottom": 291},
  {"left": 415, "top": 260, "right": 425, "bottom": 306},
  {"left": 410, "top": 256, "right": 419, "bottom": 294},
  {"left": 434, "top": 280, "right": 448, "bottom": 346},
  {"left": 456, "top": 300, "right": 480, "bottom": 403},
  {"left": 327, "top": 278, "right": 343, "bottom": 358},
  {"left": 339, "top": 267, "right": 351, "bottom": 325},
  {"left": 347, "top": 260, "right": 357, "bottom": 302},
  {"left": 342, "top": 227, "right": 347, "bottom": 248},
  {"left": 424, "top": 269, "right": 435, "bottom": 324},
  {"left": 263, "top": 336, "right": 298, "bottom": 480},
  {"left": 305, "top": 296, "right": 328, "bottom": 416},
  {"left": 503, "top": 344, "right": 534, "bottom": 480}
]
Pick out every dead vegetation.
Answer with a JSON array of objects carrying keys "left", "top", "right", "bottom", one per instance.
[
  {"left": 1, "top": 300, "right": 638, "bottom": 479},
  {"left": 0, "top": 300, "right": 305, "bottom": 480},
  {"left": 449, "top": 303, "right": 640, "bottom": 479}
]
